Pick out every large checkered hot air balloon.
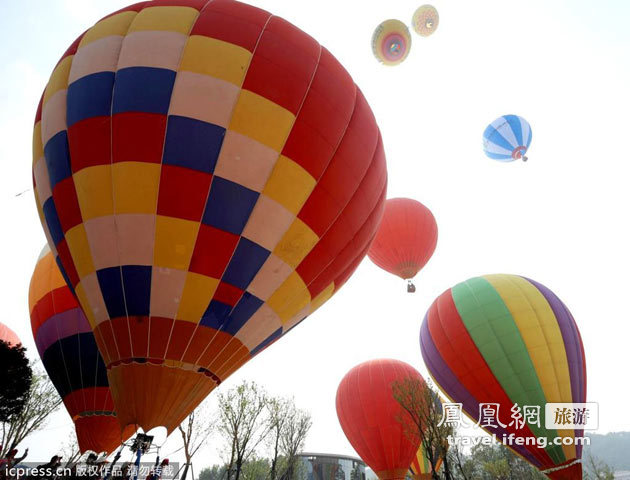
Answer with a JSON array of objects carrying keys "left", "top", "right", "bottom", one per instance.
[
  {"left": 420, "top": 274, "right": 586, "bottom": 480},
  {"left": 483, "top": 115, "right": 532, "bottom": 162},
  {"left": 30, "top": 246, "right": 135, "bottom": 453},
  {"left": 32, "top": 0, "right": 387, "bottom": 433}
]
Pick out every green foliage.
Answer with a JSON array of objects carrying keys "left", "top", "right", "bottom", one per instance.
[
  {"left": 447, "top": 444, "right": 546, "bottom": 480},
  {"left": 198, "top": 464, "right": 227, "bottom": 480},
  {"left": 584, "top": 453, "right": 615, "bottom": 480},
  {"left": 392, "top": 377, "right": 454, "bottom": 479},
  {"left": 198, "top": 460, "right": 272, "bottom": 480},
  {"left": 1, "top": 366, "right": 60, "bottom": 456},
  {"left": 0, "top": 340, "right": 32, "bottom": 422},
  {"left": 241, "top": 458, "right": 270, "bottom": 480}
]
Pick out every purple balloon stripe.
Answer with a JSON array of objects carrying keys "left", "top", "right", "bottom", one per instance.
[
  {"left": 523, "top": 277, "right": 586, "bottom": 457},
  {"left": 35, "top": 307, "right": 90, "bottom": 354},
  {"left": 420, "top": 316, "right": 541, "bottom": 467}
]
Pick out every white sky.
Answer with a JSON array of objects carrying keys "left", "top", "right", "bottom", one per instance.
[{"left": 1, "top": 0, "right": 629, "bottom": 469}]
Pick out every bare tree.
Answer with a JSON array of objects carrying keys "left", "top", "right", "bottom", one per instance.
[
  {"left": 177, "top": 400, "right": 215, "bottom": 480},
  {"left": 60, "top": 431, "right": 82, "bottom": 468},
  {"left": 218, "top": 381, "right": 269, "bottom": 480},
  {"left": 447, "top": 437, "right": 472, "bottom": 480},
  {"left": 278, "top": 406, "right": 311, "bottom": 480},
  {"left": 265, "top": 398, "right": 290, "bottom": 480},
  {"left": 1, "top": 367, "right": 61, "bottom": 456},
  {"left": 585, "top": 453, "right": 615, "bottom": 480},
  {"left": 392, "top": 377, "right": 454, "bottom": 480}
]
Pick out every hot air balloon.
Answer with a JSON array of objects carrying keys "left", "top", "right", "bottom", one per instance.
[
  {"left": 483, "top": 115, "right": 532, "bottom": 162},
  {"left": 372, "top": 20, "right": 412, "bottom": 66},
  {"left": 409, "top": 443, "right": 443, "bottom": 480},
  {"left": 367, "top": 198, "right": 437, "bottom": 292},
  {"left": 29, "top": 246, "right": 135, "bottom": 454},
  {"left": 411, "top": 5, "right": 439, "bottom": 37},
  {"left": 0, "top": 322, "right": 21, "bottom": 347},
  {"left": 420, "top": 274, "right": 586, "bottom": 480},
  {"left": 32, "top": 0, "right": 387, "bottom": 434},
  {"left": 336, "top": 359, "right": 423, "bottom": 480}
]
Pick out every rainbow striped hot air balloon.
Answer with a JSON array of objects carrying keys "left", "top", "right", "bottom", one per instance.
[
  {"left": 372, "top": 19, "right": 412, "bottom": 66},
  {"left": 409, "top": 443, "right": 443, "bottom": 480},
  {"left": 411, "top": 5, "right": 439, "bottom": 37},
  {"left": 420, "top": 274, "right": 586, "bottom": 480},
  {"left": 483, "top": 115, "right": 532, "bottom": 162},
  {"left": 30, "top": 246, "right": 134, "bottom": 454}
]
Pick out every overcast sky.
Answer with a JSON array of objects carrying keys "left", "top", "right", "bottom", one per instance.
[{"left": 1, "top": 0, "right": 629, "bottom": 468}]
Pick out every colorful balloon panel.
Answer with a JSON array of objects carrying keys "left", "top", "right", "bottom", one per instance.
[
  {"left": 29, "top": 246, "right": 134, "bottom": 454},
  {"left": 0, "top": 322, "right": 21, "bottom": 347},
  {"left": 368, "top": 198, "right": 437, "bottom": 280},
  {"left": 420, "top": 274, "right": 586, "bottom": 480},
  {"left": 409, "top": 443, "right": 442, "bottom": 480},
  {"left": 483, "top": 115, "right": 532, "bottom": 161},
  {"left": 411, "top": 5, "right": 439, "bottom": 37},
  {"left": 32, "top": 0, "right": 387, "bottom": 433},
  {"left": 336, "top": 359, "right": 423, "bottom": 480},
  {"left": 372, "top": 20, "right": 411, "bottom": 66}
]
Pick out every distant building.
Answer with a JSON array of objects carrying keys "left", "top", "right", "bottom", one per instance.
[
  {"left": 364, "top": 467, "right": 378, "bottom": 480},
  {"left": 297, "top": 453, "right": 366, "bottom": 480}
]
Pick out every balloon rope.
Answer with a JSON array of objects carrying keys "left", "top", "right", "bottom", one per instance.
[{"left": 540, "top": 459, "right": 582, "bottom": 474}]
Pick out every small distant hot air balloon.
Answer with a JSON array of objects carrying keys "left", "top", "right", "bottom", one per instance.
[
  {"left": 412, "top": 5, "right": 439, "bottom": 37},
  {"left": 336, "top": 359, "right": 424, "bottom": 480},
  {"left": 32, "top": 0, "right": 387, "bottom": 434},
  {"left": 0, "top": 322, "right": 21, "bottom": 347},
  {"left": 409, "top": 443, "right": 443, "bottom": 480},
  {"left": 368, "top": 198, "right": 437, "bottom": 292},
  {"left": 372, "top": 19, "right": 412, "bottom": 66},
  {"left": 420, "top": 274, "right": 586, "bottom": 480},
  {"left": 30, "top": 246, "right": 134, "bottom": 454},
  {"left": 483, "top": 115, "right": 532, "bottom": 162}
]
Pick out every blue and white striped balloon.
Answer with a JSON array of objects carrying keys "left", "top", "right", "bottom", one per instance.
[{"left": 483, "top": 115, "right": 532, "bottom": 162}]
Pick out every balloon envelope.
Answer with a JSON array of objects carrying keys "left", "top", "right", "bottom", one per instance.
[
  {"left": 372, "top": 19, "right": 412, "bottom": 66},
  {"left": 29, "top": 246, "right": 134, "bottom": 454},
  {"left": 368, "top": 198, "right": 437, "bottom": 280},
  {"left": 336, "top": 359, "right": 423, "bottom": 480},
  {"left": 412, "top": 5, "right": 439, "bottom": 37},
  {"left": 483, "top": 115, "right": 532, "bottom": 161},
  {"left": 409, "top": 442, "right": 443, "bottom": 480},
  {"left": 33, "top": 0, "right": 387, "bottom": 433},
  {"left": 0, "top": 321, "right": 20, "bottom": 347},
  {"left": 420, "top": 274, "right": 586, "bottom": 480}
]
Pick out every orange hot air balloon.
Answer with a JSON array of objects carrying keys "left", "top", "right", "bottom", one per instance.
[
  {"left": 367, "top": 198, "right": 437, "bottom": 292},
  {"left": 32, "top": 0, "right": 387, "bottom": 433},
  {"left": 30, "top": 246, "right": 134, "bottom": 453},
  {"left": 336, "top": 359, "right": 423, "bottom": 480},
  {"left": 0, "top": 322, "right": 21, "bottom": 347}
]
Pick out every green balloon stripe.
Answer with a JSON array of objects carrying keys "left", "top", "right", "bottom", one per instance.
[{"left": 451, "top": 277, "right": 565, "bottom": 464}]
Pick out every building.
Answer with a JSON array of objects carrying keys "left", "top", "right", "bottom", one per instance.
[{"left": 297, "top": 453, "right": 366, "bottom": 480}]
